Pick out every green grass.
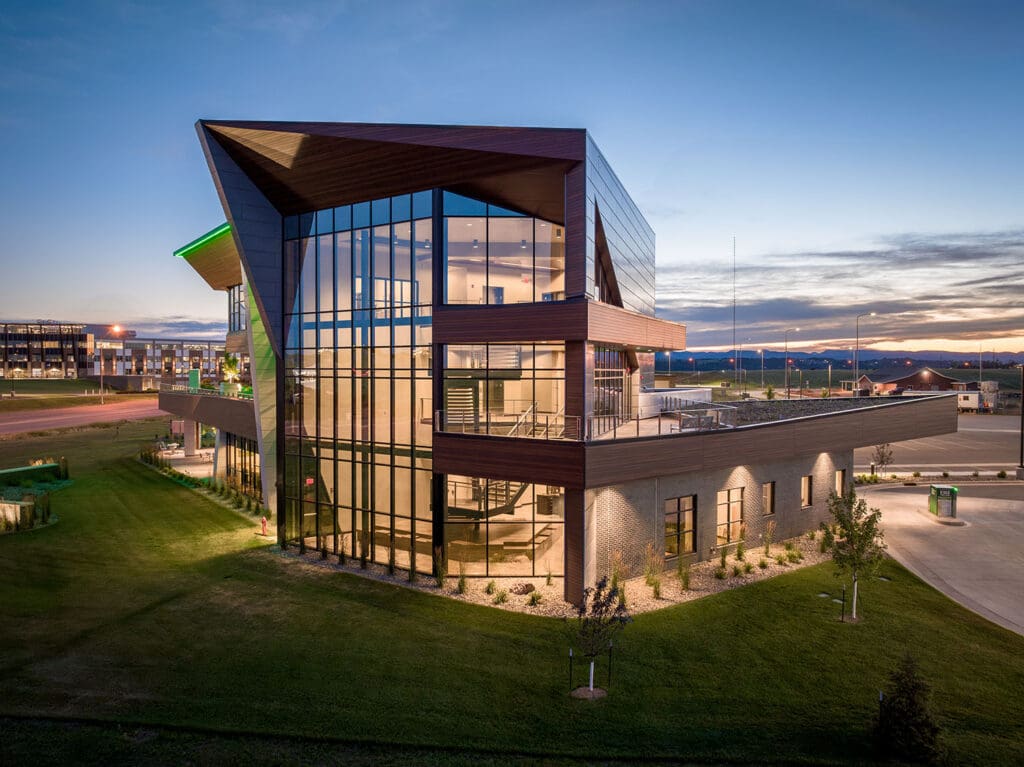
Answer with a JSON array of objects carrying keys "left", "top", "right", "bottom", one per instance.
[
  {"left": 0, "top": 395, "right": 110, "bottom": 413},
  {"left": 1, "top": 423, "right": 1023, "bottom": 764},
  {"left": 0, "top": 379, "right": 98, "bottom": 395}
]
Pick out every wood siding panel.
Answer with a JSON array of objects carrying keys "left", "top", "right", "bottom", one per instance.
[
  {"left": 159, "top": 391, "right": 258, "bottom": 441},
  {"left": 563, "top": 488, "right": 585, "bottom": 605},
  {"left": 584, "top": 395, "right": 957, "bottom": 487},
  {"left": 432, "top": 433, "right": 585, "bottom": 489},
  {"left": 564, "top": 163, "right": 587, "bottom": 299},
  {"left": 434, "top": 301, "right": 588, "bottom": 344},
  {"left": 587, "top": 302, "right": 686, "bottom": 350}
]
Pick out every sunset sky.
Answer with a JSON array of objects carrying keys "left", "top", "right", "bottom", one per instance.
[{"left": 1, "top": 1, "right": 1021, "bottom": 353}]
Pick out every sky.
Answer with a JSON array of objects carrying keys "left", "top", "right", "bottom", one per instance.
[{"left": 1, "top": 0, "right": 1021, "bottom": 353}]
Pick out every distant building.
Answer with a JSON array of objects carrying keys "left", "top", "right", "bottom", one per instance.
[{"left": 0, "top": 320, "right": 225, "bottom": 386}]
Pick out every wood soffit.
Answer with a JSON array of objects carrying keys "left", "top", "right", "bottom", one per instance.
[
  {"left": 181, "top": 231, "right": 242, "bottom": 291},
  {"left": 201, "top": 121, "right": 586, "bottom": 222}
]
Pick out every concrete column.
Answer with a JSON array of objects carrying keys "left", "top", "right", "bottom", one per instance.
[
  {"left": 212, "top": 429, "right": 227, "bottom": 482},
  {"left": 183, "top": 419, "right": 200, "bottom": 457}
]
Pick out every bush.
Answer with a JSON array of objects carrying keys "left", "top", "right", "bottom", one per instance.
[
  {"left": 775, "top": 553, "right": 787, "bottom": 566},
  {"left": 997, "top": 470, "right": 1007, "bottom": 479},
  {"left": 457, "top": 562, "right": 467, "bottom": 594},
  {"left": 874, "top": 654, "right": 942, "bottom": 763},
  {"left": 786, "top": 550, "right": 803, "bottom": 564},
  {"left": 678, "top": 561, "right": 690, "bottom": 590},
  {"left": 714, "top": 567, "right": 726, "bottom": 580},
  {"left": 971, "top": 470, "right": 979, "bottom": 478},
  {"left": 941, "top": 471, "right": 949, "bottom": 479},
  {"left": 493, "top": 589, "right": 508, "bottom": 605},
  {"left": 743, "top": 561, "right": 753, "bottom": 574},
  {"left": 433, "top": 546, "right": 446, "bottom": 588},
  {"left": 651, "top": 577, "right": 661, "bottom": 599},
  {"left": 731, "top": 565, "right": 742, "bottom": 578},
  {"left": 643, "top": 542, "right": 663, "bottom": 586},
  {"left": 485, "top": 580, "right": 496, "bottom": 595},
  {"left": 764, "top": 519, "right": 776, "bottom": 556},
  {"left": 758, "top": 558, "right": 769, "bottom": 569},
  {"left": 527, "top": 590, "right": 542, "bottom": 607},
  {"left": 735, "top": 539, "right": 745, "bottom": 561},
  {"left": 912, "top": 471, "right": 921, "bottom": 478}
]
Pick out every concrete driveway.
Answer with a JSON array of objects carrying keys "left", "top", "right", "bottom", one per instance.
[{"left": 861, "top": 482, "right": 1024, "bottom": 636}]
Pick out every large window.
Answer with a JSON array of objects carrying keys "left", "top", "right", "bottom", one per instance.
[
  {"left": 801, "top": 475, "right": 813, "bottom": 507},
  {"left": 716, "top": 487, "right": 744, "bottom": 545},
  {"left": 445, "top": 475, "right": 564, "bottom": 577},
  {"left": 762, "top": 481, "right": 775, "bottom": 516},
  {"left": 282, "top": 192, "right": 435, "bottom": 574},
  {"left": 227, "top": 284, "right": 248, "bottom": 333},
  {"left": 441, "top": 343, "right": 566, "bottom": 438},
  {"left": 443, "top": 192, "right": 565, "bottom": 306},
  {"left": 665, "top": 495, "right": 696, "bottom": 557}
]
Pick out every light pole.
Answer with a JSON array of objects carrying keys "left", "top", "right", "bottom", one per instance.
[
  {"left": 758, "top": 349, "right": 765, "bottom": 390},
  {"left": 854, "top": 312, "right": 876, "bottom": 397},
  {"left": 99, "top": 324, "right": 121, "bottom": 405},
  {"left": 689, "top": 356, "right": 699, "bottom": 385},
  {"left": 1017, "top": 364, "right": 1023, "bottom": 479},
  {"left": 784, "top": 327, "right": 799, "bottom": 399}
]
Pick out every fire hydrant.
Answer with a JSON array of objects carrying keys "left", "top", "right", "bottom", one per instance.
[{"left": 260, "top": 516, "right": 268, "bottom": 536}]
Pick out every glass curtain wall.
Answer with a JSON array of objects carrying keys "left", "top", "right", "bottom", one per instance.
[
  {"left": 224, "top": 432, "right": 262, "bottom": 500},
  {"left": 445, "top": 475, "right": 564, "bottom": 576},
  {"left": 442, "top": 343, "right": 565, "bottom": 437},
  {"left": 282, "top": 192, "right": 434, "bottom": 574},
  {"left": 591, "top": 345, "right": 631, "bottom": 436},
  {"left": 443, "top": 192, "right": 565, "bottom": 305},
  {"left": 227, "top": 284, "right": 248, "bottom": 332}
]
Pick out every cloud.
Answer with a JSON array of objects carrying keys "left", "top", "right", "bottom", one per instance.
[
  {"left": 125, "top": 316, "right": 227, "bottom": 339},
  {"left": 657, "top": 227, "right": 1024, "bottom": 349}
]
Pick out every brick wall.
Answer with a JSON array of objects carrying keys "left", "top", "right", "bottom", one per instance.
[{"left": 586, "top": 449, "right": 852, "bottom": 585}]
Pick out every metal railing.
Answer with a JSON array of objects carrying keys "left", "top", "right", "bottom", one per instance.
[
  {"left": 586, "top": 402, "right": 737, "bottom": 440},
  {"left": 159, "top": 382, "right": 254, "bottom": 401},
  {"left": 435, "top": 408, "right": 581, "bottom": 441}
]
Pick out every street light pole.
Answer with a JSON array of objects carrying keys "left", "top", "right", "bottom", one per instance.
[
  {"left": 1017, "top": 364, "right": 1023, "bottom": 479},
  {"left": 759, "top": 349, "right": 765, "bottom": 390},
  {"left": 854, "top": 312, "right": 876, "bottom": 397},
  {"left": 784, "top": 327, "right": 799, "bottom": 400},
  {"left": 100, "top": 324, "right": 121, "bottom": 405}
]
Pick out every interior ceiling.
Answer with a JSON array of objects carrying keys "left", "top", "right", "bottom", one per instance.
[{"left": 202, "top": 122, "right": 584, "bottom": 224}]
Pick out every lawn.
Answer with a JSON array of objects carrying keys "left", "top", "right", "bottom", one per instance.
[
  {"left": 1, "top": 423, "right": 1022, "bottom": 765},
  {"left": 0, "top": 379, "right": 98, "bottom": 396}
]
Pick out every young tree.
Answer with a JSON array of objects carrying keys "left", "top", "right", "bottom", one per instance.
[
  {"left": 765, "top": 384, "right": 776, "bottom": 400},
  {"left": 820, "top": 488, "right": 886, "bottom": 621},
  {"left": 871, "top": 443, "right": 894, "bottom": 475},
  {"left": 569, "top": 577, "right": 631, "bottom": 692},
  {"left": 874, "top": 653, "right": 942, "bottom": 763}
]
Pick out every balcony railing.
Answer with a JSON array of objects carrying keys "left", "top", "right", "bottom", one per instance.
[
  {"left": 159, "top": 382, "right": 254, "bottom": 401},
  {"left": 434, "top": 399, "right": 736, "bottom": 442}
]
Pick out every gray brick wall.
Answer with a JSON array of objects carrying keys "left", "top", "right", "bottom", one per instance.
[{"left": 586, "top": 450, "right": 853, "bottom": 585}]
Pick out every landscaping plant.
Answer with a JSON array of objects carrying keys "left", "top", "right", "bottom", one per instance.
[
  {"left": 568, "top": 576, "right": 631, "bottom": 693},
  {"left": 820, "top": 488, "right": 886, "bottom": 621},
  {"left": 871, "top": 443, "right": 894, "bottom": 476},
  {"left": 874, "top": 653, "right": 942, "bottom": 763}
]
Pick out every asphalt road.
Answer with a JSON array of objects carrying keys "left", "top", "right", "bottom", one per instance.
[
  {"left": 862, "top": 483, "right": 1024, "bottom": 636},
  {"left": 0, "top": 398, "right": 164, "bottom": 436},
  {"left": 854, "top": 414, "right": 1022, "bottom": 473}
]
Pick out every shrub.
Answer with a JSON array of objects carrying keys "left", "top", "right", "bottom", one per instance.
[
  {"left": 493, "top": 589, "right": 508, "bottom": 605},
  {"left": 528, "top": 590, "right": 542, "bottom": 606},
  {"left": 874, "top": 654, "right": 942, "bottom": 763},
  {"left": 651, "top": 577, "right": 661, "bottom": 599},
  {"left": 546, "top": 568, "right": 553, "bottom": 587},
  {"left": 643, "top": 542, "right": 663, "bottom": 585},
  {"left": 784, "top": 541, "right": 794, "bottom": 551},
  {"left": 485, "top": 580, "right": 496, "bottom": 595},
  {"left": 806, "top": 530, "right": 816, "bottom": 541},
  {"left": 743, "top": 561, "right": 753, "bottom": 574},
  {"left": 433, "top": 546, "right": 447, "bottom": 588},
  {"left": 941, "top": 471, "right": 949, "bottom": 478},
  {"left": 758, "top": 558, "right": 769, "bottom": 569},
  {"left": 678, "top": 561, "right": 690, "bottom": 590},
  {"left": 997, "top": 470, "right": 1007, "bottom": 479},
  {"left": 609, "top": 550, "right": 627, "bottom": 592},
  {"left": 775, "top": 553, "right": 787, "bottom": 566},
  {"left": 731, "top": 565, "right": 742, "bottom": 577},
  {"left": 912, "top": 471, "right": 921, "bottom": 478},
  {"left": 763, "top": 519, "right": 776, "bottom": 556},
  {"left": 971, "top": 470, "right": 979, "bottom": 478},
  {"left": 457, "top": 561, "right": 467, "bottom": 594},
  {"left": 786, "top": 550, "right": 803, "bottom": 564},
  {"left": 618, "top": 584, "right": 628, "bottom": 608},
  {"left": 719, "top": 547, "right": 727, "bottom": 569},
  {"left": 735, "top": 539, "right": 745, "bottom": 561}
]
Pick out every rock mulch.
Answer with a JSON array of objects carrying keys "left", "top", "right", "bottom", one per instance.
[{"left": 275, "top": 532, "right": 832, "bottom": 619}]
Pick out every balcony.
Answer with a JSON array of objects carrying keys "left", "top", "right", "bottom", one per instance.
[{"left": 158, "top": 383, "right": 257, "bottom": 440}]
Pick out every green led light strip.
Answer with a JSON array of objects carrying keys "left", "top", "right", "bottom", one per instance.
[{"left": 173, "top": 222, "right": 232, "bottom": 258}]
